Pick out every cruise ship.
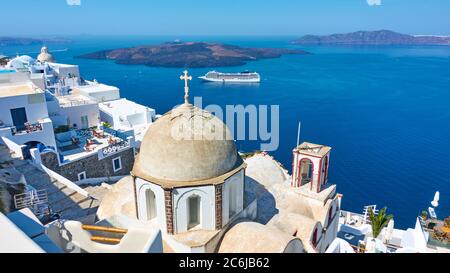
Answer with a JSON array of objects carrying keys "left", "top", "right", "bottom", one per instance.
[{"left": 199, "top": 70, "right": 261, "bottom": 83}]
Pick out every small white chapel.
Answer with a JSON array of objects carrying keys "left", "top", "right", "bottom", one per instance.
[{"left": 96, "top": 71, "right": 342, "bottom": 253}]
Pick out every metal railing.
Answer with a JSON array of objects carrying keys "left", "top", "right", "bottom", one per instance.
[
  {"left": 11, "top": 122, "right": 44, "bottom": 136},
  {"left": 100, "top": 126, "right": 129, "bottom": 141},
  {"left": 14, "top": 189, "right": 49, "bottom": 211}
]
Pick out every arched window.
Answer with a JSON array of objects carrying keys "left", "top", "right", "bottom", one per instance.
[
  {"left": 145, "top": 189, "right": 157, "bottom": 220},
  {"left": 328, "top": 206, "right": 333, "bottom": 227},
  {"left": 299, "top": 159, "right": 313, "bottom": 185},
  {"left": 187, "top": 195, "right": 201, "bottom": 230},
  {"left": 312, "top": 228, "right": 318, "bottom": 246}
]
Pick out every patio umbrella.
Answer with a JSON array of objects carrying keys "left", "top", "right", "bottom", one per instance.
[
  {"left": 383, "top": 219, "right": 394, "bottom": 243},
  {"left": 431, "top": 191, "right": 440, "bottom": 208},
  {"left": 346, "top": 212, "right": 352, "bottom": 224}
]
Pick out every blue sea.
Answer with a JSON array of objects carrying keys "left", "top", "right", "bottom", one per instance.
[{"left": 2, "top": 36, "right": 450, "bottom": 229}]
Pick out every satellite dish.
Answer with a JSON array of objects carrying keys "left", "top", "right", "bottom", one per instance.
[{"left": 431, "top": 191, "right": 440, "bottom": 208}]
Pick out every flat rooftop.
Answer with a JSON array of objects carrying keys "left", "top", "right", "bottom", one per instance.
[
  {"left": 296, "top": 142, "right": 332, "bottom": 157},
  {"left": 294, "top": 182, "right": 337, "bottom": 204},
  {"left": 99, "top": 98, "right": 153, "bottom": 116},
  {"left": 48, "top": 62, "right": 78, "bottom": 68},
  {"left": 74, "top": 81, "right": 119, "bottom": 94},
  {"left": 57, "top": 93, "right": 96, "bottom": 107},
  {"left": 0, "top": 82, "right": 43, "bottom": 98}
]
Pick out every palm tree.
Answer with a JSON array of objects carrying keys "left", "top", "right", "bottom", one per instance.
[{"left": 368, "top": 207, "right": 393, "bottom": 239}]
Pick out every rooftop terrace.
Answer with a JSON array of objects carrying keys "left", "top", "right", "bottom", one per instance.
[
  {"left": 58, "top": 127, "right": 133, "bottom": 163},
  {"left": 0, "top": 82, "right": 43, "bottom": 98}
]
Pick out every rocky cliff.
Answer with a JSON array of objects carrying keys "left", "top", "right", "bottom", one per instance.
[
  {"left": 292, "top": 30, "right": 450, "bottom": 45},
  {"left": 77, "top": 42, "right": 310, "bottom": 68}
]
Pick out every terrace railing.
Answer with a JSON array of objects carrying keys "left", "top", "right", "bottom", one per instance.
[
  {"left": 98, "top": 139, "right": 132, "bottom": 160},
  {"left": 100, "top": 126, "right": 129, "bottom": 141},
  {"left": 11, "top": 121, "right": 44, "bottom": 136},
  {"left": 14, "top": 189, "right": 49, "bottom": 217}
]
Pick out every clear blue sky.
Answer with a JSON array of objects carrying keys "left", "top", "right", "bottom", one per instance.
[{"left": 2, "top": 0, "right": 449, "bottom": 36}]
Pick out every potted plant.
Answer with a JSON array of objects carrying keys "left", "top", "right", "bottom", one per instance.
[
  {"left": 421, "top": 211, "right": 428, "bottom": 220},
  {"left": 101, "top": 122, "right": 112, "bottom": 128},
  {"left": 368, "top": 207, "right": 394, "bottom": 239}
]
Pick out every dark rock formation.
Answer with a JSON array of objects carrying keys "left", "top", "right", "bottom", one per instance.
[
  {"left": 77, "top": 42, "right": 310, "bottom": 68},
  {"left": 292, "top": 30, "right": 450, "bottom": 45},
  {"left": 0, "top": 37, "right": 72, "bottom": 46}
]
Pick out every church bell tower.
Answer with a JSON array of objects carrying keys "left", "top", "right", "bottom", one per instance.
[{"left": 292, "top": 142, "right": 331, "bottom": 193}]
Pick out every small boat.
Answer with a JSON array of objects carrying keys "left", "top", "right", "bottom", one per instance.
[{"left": 199, "top": 70, "right": 261, "bottom": 83}]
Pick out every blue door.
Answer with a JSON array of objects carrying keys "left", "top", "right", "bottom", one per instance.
[{"left": 10, "top": 108, "right": 28, "bottom": 131}]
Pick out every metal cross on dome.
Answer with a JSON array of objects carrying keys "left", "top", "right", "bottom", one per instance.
[{"left": 180, "top": 70, "right": 192, "bottom": 104}]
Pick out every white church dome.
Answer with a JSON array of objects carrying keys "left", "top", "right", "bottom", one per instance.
[
  {"left": 37, "top": 46, "right": 55, "bottom": 63},
  {"left": 132, "top": 103, "right": 243, "bottom": 184},
  {"left": 6, "top": 55, "right": 34, "bottom": 70}
]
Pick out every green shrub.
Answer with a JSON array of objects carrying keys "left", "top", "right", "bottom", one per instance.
[
  {"left": 101, "top": 122, "right": 112, "bottom": 128},
  {"left": 421, "top": 210, "right": 428, "bottom": 220}
]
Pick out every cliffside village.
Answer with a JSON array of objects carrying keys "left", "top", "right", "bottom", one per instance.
[{"left": 0, "top": 48, "right": 448, "bottom": 253}]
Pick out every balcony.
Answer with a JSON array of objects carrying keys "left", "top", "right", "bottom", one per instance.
[
  {"left": 11, "top": 121, "right": 44, "bottom": 136},
  {"left": 0, "top": 118, "right": 56, "bottom": 159},
  {"left": 0, "top": 118, "right": 55, "bottom": 144}
]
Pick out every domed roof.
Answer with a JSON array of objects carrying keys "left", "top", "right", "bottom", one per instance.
[
  {"left": 7, "top": 55, "right": 34, "bottom": 69},
  {"left": 218, "top": 222, "right": 304, "bottom": 253},
  {"left": 132, "top": 103, "right": 244, "bottom": 186},
  {"left": 37, "top": 46, "right": 55, "bottom": 63}
]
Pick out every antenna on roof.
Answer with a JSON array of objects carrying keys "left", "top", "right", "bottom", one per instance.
[{"left": 296, "top": 121, "right": 301, "bottom": 148}]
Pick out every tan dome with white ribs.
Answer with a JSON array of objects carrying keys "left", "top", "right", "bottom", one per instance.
[{"left": 132, "top": 103, "right": 244, "bottom": 186}]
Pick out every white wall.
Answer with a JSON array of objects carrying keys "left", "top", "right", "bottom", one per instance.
[
  {"left": 99, "top": 110, "right": 114, "bottom": 127},
  {"left": 127, "top": 113, "right": 146, "bottom": 127},
  {"left": 49, "top": 63, "right": 80, "bottom": 79},
  {"left": 79, "top": 85, "right": 120, "bottom": 103},
  {"left": 59, "top": 104, "right": 99, "bottom": 129},
  {"left": 1, "top": 137, "right": 25, "bottom": 158},
  {"left": 0, "top": 93, "right": 48, "bottom": 128},
  {"left": 222, "top": 170, "right": 245, "bottom": 226},
  {"left": 0, "top": 212, "right": 45, "bottom": 253},
  {"left": 321, "top": 198, "right": 340, "bottom": 251},
  {"left": 0, "top": 72, "right": 29, "bottom": 85}
]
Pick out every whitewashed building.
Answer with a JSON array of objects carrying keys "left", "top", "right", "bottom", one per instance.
[
  {"left": 0, "top": 75, "right": 56, "bottom": 159},
  {"left": 95, "top": 71, "right": 340, "bottom": 253},
  {"left": 73, "top": 81, "right": 120, "bottom": 103},
  {"left": 5, "top": 47, "right": 155, "bottom": 146},
  {"left": 99, "top": 98, "right": 156, "bottom": 147}
]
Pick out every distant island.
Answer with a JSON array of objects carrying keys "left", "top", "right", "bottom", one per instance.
[
  {"left": 292, "top": 30, "right": 450, "bottom": 45},
  {"left": 0, "top": 37, "right": 72, "bottom": 46},
  {"left": 77, "top": 42, "right": 309, "bottom": 68}
]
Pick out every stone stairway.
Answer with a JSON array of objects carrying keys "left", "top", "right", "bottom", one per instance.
[{"left": 12, "top": 160, "right": 102, "bottom": 221}]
